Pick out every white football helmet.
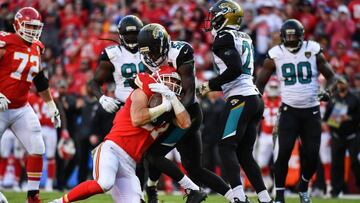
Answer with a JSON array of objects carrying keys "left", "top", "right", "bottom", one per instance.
[{"left": 57, "top": 137, "right": 76, "bottom": 160}]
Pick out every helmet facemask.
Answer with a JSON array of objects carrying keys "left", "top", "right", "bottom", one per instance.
[
  {"left": 282, "top": 29, "right": 303, "bottom": 53},
  {"left": 15, "top": 19, "right": 43, "bottom": 43},
  {"left": 120, "top": 31, "right": 139, "bottom": 51},
  {"left": 139, "top": 38, "right": 169, "bottom": 72},
  {"left": 156, "top": 72, "right": 182, "bottom": 96}
]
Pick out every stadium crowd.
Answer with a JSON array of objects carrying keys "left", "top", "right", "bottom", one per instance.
[{"left": 0, "top": 0, "right": 359, "bottom": 198}]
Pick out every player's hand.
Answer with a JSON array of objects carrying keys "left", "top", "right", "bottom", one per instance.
[
  {"left": 99, "top": 95, "right": 121, "bottom": 113},
  {"left": 0, "top": 92, "right": 10, "bottom": 111},
  {"left": 199, "top": 81, "right": 211, "bottom": 96},
  {"left": 149, "top": 83, "right": 176, "bottom": 100},
  {"left": 61, "top": 129, "right": 70, "bottom": 140},
  {"left": 318, "top": 89, "right": 330, "bottom": 102},
  {"left": 161, "top": 95, "right": 172, "bottom": 112},
  {"left": 46, "top": 101, "right": 61, "bottom": 128}
]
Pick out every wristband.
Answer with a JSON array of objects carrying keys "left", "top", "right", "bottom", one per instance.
[
  {"left": 148, "top": 103, "right": 168, "bottom": 121},
  {"left": 170, "top": 97, "right": 185, "bottom": 115}
]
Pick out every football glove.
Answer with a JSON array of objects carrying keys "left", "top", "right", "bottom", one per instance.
[
  {"left": 318, "top": 89, "right": 330, "bottom": 102},
  {"left": 149, "top": 83, "right": 176, "bottom": 100},
  {"left": 199, "top": 81, "right": 211, "bottom": 96},
  {"left": 46, "top": 101, "right": 61, "bottom": 128},
  {"left": 99, "top": 95, "right": 121, "bottom": 113},
  {"left": 0, "top": 92, "right": 10, "bottom": 111}
]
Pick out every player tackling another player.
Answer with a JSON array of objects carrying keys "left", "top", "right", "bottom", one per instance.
[
  {"left": 0, "top": 7, "right": 61, "bottom": 203},
  {"left": 50, "top": 66, "right": 191, "bottom": 203}
]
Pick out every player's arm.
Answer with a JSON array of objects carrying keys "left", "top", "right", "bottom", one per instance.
[
  {"left": 255, "top": 57, "right": 276, "bottom": 94},
  {"left": 34, "top": 71, "right": 61, "bottom": 128},
  {"left": 316, "top": 52, "right": 338, "bottom": 92},
  {"left": 176, "top": 44, "right": 195, "bottom": 107},
  {"left": 0, "top": 48, "right": 5, "bottom": 59},
  {"left": 130, "top": 89, "right": 172, "bottom": 127},
  {"left": 208, "top": 33, "right": 243, "bottom": 91},
  {"left": 90, "top": 51, "right": 115, "bottom": 99}
]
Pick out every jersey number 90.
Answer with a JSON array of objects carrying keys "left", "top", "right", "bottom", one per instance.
[
  {"left": 121, "top": 62, "right": 145, "bottom": 87},
  {"left": 281, "top": 61, "right": 312, "bottom": 86}
]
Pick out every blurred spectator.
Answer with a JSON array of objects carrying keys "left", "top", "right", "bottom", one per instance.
[
  {"left": 296, "top": 0, "right": 317, "bottom": 39},
  {"left": 326, "top": 5, "right": 355, "bottom": 50},
  {"left": 323, "top": 79, "right": 360, "bottom": 197},
  {"left": 348, "top": 0, "right": 360, "bottom": 42},
  {"left": 75, "top": 83, "right": 99, "bottom": 184},
  {"left": 352, "top": 73, "right": 360, "bottom": 98}
]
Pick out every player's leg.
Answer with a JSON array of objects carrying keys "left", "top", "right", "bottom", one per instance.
[
  {"left": 0, "top": 111, "right": 10, "bottom": 188},
  {"left": 9, "top": 105, "right": 45, "bottom": 200},
  {"left": 329, "top": 134, "right": 346, "bottom": 197},
  {"left": 274, "top": 104, "right": 299, "bottom": 202},
  {"left": 237, "top": 97, "right": 271, "bottom": 202},
  {"left": 347, "top": 133, "right": 360, "bottom": 190},
  {"left": 256, "top": 132, "right": 274, "bottom": 188},
  {"left": 58, "top": 141, "right": 118, "bottom": 202},
  {"left": 13, "top": 137, "right": 25, "bottom": 191},
  {"left": 0, "top": 130, "right": 13, "bottom": 188},
  {"left": 297, "top": 107, "right": 321, "bottom": 195},
  {"left": 42, "top": 126, "right": 58, "bottom": 191},
  {"left": 319, "top": 131, "right": 331, "bottom": 193}
]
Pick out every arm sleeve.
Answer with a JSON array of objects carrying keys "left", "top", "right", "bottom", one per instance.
[
  {"left": 33, "top": 71, "right": 49, "bottom": 92},
  {"left": 208, "top": 32, "right": 242, "bottom": 91},
  {"left": 176, "top": 43, "right": 194, "bottom": 68},
  {"left": 98, "top": 50, "right": 110, "bottom": 62}
]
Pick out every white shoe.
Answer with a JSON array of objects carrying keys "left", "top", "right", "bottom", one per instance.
[
  {"left": 45, "top": 185, "right": 54, "bottom": 192},
  {"left": 12, "top": 183, "right": 21, "bottom": 192}
]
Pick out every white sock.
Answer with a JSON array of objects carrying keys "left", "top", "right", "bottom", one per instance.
[
  {"left": 258, "top": 190, "right": 272, "bottom": 202},
  {"left": 147, "top": 179, "right": 158, "bottom": 187},
  {"left": 232, "top": 185, "right": 246, "bottom": 201},
  {"left": 27, "top": 180, "right": 40, "bottom": 190},
  {"left": 46, "top": 179, "right": 53, "bottom": 187},
  {"left": 224, "top": 189, "right": 234, "bottom": 201},
  {"left": 178, "top": 175, "right": 199, "bottom": 190}
]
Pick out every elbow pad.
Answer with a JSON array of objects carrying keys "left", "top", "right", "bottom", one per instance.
[{"left": 33, "top": 71, "right": 49, "bottom": 92}]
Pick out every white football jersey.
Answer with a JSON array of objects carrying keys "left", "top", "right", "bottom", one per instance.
[
  {"left": 213, "top": 30, "right": 259, "bottom": 98},
  {"left": 104, "top": 45, "right": 144, "bottom": 103},
  {"left": 268, "top": 41, "right": 321, "bottom": 108}
]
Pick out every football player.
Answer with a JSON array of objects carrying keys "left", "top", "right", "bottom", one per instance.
[
  {"left": 199, "top": 1, "right": 272, "bottom": 203},
  {"left": 90, "top": 15, "right": 145, "bottom": 113},
  {"left": 0, "top": 7, "right": 61, "bottom": 202},
  {"left": 50, "top": 66, "right": 191, "bottom": 203},
  {"left": 256, "top": 78, "right": 281, "bottom": 189},
  {"left": 137, "top": 24, "right": 232, "bottom": 203},
  {"left": 256, "top": 19, "right": 338, "bottom": 203}
]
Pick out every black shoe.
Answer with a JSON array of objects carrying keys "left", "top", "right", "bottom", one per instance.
[
  {"left": 258, "top": 199, "right": 273, "bottom": 203},
  {"left": 233, "top": 196, "right": 251, "bottom": 203},
  {"left": 146, "top": 186, "right": 159, "bottom": 203},
  {"left": 184, "top": 189, "right": 207, "bottom": 203},
  {"left": 299, "top": 192, "right": 312, "bottom": 203}
]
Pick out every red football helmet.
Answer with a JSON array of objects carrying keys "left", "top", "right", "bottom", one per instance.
[
  {"left": 153, "top": 65, "right": 182, "bottom": 96},
  {"left": 13, "top": 7, "right": 43, "bottom": 43}
]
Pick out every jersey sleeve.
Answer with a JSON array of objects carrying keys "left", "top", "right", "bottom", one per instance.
[
  {"left": 104, "top": 45, "right": 122, "bottom": 61},
  {"left": 267, "top": 45, "right": 282, "bottom": 60},
  {"left": 212, "top": 30, "right": 236, "bottom": 52},
  {"left": 99, "top": 50, "right": 110, "bottom": 61},
  {"left": 306, "top": 41, "right": 321, "bottom": 55},
  {"left": 134, "top": 73, "right": 156, "bottom": 98},
  {"left": 0, "top": 32, "right": 11, "bottom": 48},
  {"left": 176, "top": 42, "right": 194, "bottom": 68}
]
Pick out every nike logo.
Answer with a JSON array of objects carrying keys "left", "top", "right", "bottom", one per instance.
[
  {"left": 218, "top": 34, "right": 226, "bottom": 38},
  {"left": 183, "top": 49, "right": 188, "bottom": 54},
  {"left": 313, "top": 111, "right": 318, "bottom": 114}
]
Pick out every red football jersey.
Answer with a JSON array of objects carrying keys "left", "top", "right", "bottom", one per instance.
[
  {"left": 261, "top": 96, "right": 281, "bottom": 134},
  {"left": 28, "top": 91, "right": 59, "bottom": 127},
  {"left": 105, "top": 73, "right": 169, "bottom": 162},
  {"left": 0, "top": 32, "right": 44, "bottom": 109}
]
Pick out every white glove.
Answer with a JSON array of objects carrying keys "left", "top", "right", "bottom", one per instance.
[
  {"left": 149, "top": 83, "right": 175, "bottom": 100},
  {"left": 0, "top": 92, "right": 10, "bottom": 111},
  {"left": 199, "top": 81, "right": 211, "bottom": 96},
  {"left": 99, "top": 95, "right": 121, "bottom": 113},
  {"left": 161, "top": 95, "right": 172, "bottom": 112},
  {"left": 46, "top": 101, "right": 61, "bottom": 128}
]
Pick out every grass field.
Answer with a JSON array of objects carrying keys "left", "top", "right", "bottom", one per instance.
[{"left": 2, "top": 192, "right": 360, "bottom": 203}]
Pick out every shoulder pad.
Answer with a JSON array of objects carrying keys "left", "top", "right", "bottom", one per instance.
[
  {"left": 134, "top": 73, "right": 157, "bottom": 97},
  {"left": 213, "top": 30, "right": 235, "bottom": 51},
  {"left": 305, "top": 41, "right": 321, "bottom": 55},
  {"left": 267, "top": 45, "right": 283, "bottom": 59},
  {"left": 105, "top": 45, "right": 122, "bottom": 60},
  {"left": 33, "top": 40, "right": 45, "bottom": 54}
]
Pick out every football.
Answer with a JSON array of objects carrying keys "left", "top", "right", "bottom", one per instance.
[{"left": 148, "top": 93, "right": 162, "bottom": 108}]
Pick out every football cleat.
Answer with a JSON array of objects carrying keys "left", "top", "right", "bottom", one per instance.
[
  {"left": 49, "top": 198, "right": 63, "bottom": 203},
  {"left": 184, "top": 189, "right": 207, "bottom": 203},
  {"left": 299, "top": 192, "right": 312, "bottom": 203},
  {"left": 258, "top": 200, "right": 274, "bottom": 203},
  {"left": 233, "top": 196, "right": 251, "bottom": 203},
  {"left": 146, "top": 186, "right": 159, "bottom": 203}
]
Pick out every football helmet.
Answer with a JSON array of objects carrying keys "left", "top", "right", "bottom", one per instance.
[
  {"left": 57, "top": 137, "right": 76, "bottom": 160},
  {"left": 13, "top": 7, "right": 43, "bottom": 43},
  {"left": 137, "top": 23, "right": 170, "bottom": 72},
  {"left": 118, "top": 15, "right": 143, "bottom": 52},
  {"left": 205, "top": 0, "right": 244, "bottom": 34},
  {"left": 154, "top": 65, "right": 182, "bottom": 96},
  {"left": 280, "top": 19, "right": 304, "bottom": 53},
  {"left": 265, "top": 77, "right": 280, "bottom": 97}
]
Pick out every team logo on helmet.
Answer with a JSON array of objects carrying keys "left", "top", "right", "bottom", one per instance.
[
  {"left": 152, "top": 26, "right": 165, "bottom": 39},
  {"left": 219, "top": 2, "right": 237, "bottom": 14}
]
